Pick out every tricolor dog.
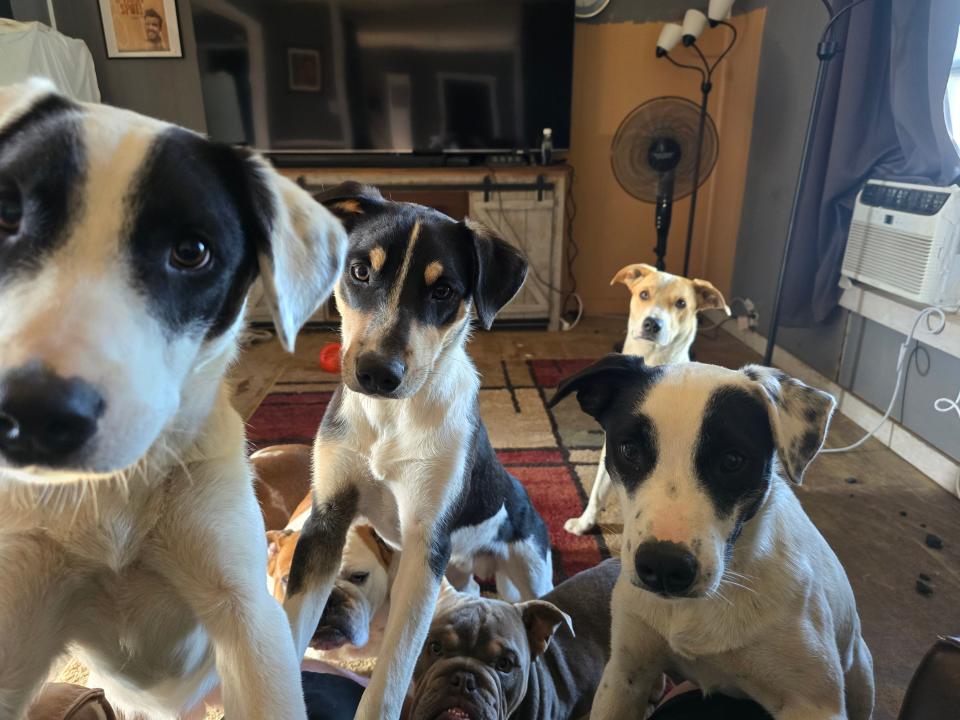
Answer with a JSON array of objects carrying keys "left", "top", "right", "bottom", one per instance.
[
  {"left": 0, "top": 81, "right": 346, "bottom": 719},
  {"left": 284, "top": 183, "right": 553, "bottom": 720},
  {"left": 551, "top": 355, "right": 875, "bottom": 720},
  {"left": 564, "top": 263, "right": 729, "bottom": 536}
]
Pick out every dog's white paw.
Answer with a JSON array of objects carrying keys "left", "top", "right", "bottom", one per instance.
[{"left": 564, "top": 516, "right": 595, "bottom": 536}]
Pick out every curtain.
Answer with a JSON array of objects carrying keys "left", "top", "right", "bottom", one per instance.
[{"left": 779, "top": 0, "right": 960, "bottom": 326}]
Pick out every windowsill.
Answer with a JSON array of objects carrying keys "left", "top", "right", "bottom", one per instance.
[{"left": 838, "top": 281, "right": 960, "bottom": 360}]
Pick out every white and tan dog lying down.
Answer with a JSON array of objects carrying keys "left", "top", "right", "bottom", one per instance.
[
  {"left": 0, "top": 81, "right": 347, "bottom": 719},
  {"left": 550, "top": 356, "right": 875, "bottom": 720},
  {"left": 564, "top": 263, "right": 730, "bottom": 536}
]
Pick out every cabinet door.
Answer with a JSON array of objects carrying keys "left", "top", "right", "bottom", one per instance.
[{"left": 468, "top": 190, "right": 560, "bottom": 323}]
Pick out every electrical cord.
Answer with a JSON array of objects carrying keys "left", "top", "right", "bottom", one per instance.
[{"left": 822, "top": 306, "right": 951, "bottom": 455}]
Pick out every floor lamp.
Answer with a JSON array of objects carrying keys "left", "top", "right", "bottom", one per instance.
[
  {"left": 655, "top": 0, "right": 738, "bottom": 278},
  {"left": 763, "top": 0, "right": 873, "bottom": 365}
]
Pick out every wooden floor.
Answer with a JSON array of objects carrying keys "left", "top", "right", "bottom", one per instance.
[{"left": 233, "top": 317, "right": 960, "bottom": 720}]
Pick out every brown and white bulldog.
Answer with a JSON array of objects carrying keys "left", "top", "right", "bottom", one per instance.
[{"left": 409, "top": 560, "right": 622, "bottom": 720}]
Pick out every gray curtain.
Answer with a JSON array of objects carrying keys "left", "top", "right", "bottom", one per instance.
[{"left": 779, "top": 0, "right": 960, "bottom": 326}]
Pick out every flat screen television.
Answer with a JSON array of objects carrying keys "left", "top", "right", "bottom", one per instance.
[{"left": 190, "top": 0, "right": 574, "bottom": 159}]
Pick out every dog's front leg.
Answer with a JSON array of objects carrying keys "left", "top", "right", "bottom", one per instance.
[
  {"left": 283, "top": 441, "right": 362, "bottom": 657},
  {"left": 565, "top": 443, "right": 611, "bottom": 536},
  {"left": 156, "top": 467, "right": 308, "bottom": 720},
  {"left": 355, "top": 458, "right": 459, "bottom": 720},
  {"left": 0, "top": 534, "right": 70, "bottom": 719},
  {"left": 590, "top": 580, "right": 665, "bottom": 720}
]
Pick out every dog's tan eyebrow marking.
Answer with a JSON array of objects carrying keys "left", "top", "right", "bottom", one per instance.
[
  {"left": 424, "top": 261, "right": 444, "bottom": 285},
  {"left": 369, "top": 246, "right": 386, "bottom": 272},
  {"left": 332, "top": 199, "right": 364, "bottom": 214}
]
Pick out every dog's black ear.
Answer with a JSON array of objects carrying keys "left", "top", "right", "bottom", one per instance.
[
  {"left": 516, "top": 600, "right": 574, "bottom": 658},
  {"left": 741, "top": 365, "right": 836, "bottom": 485},
  {"left": 313, "top": 181, "right": 386, "bottom": 232},
  {"left": 462, "top": 218, "right": 528, "bottom": 330},
  {"left": 239, "top": 152, "right": 348, "bottom": 353},
  {"left": 547, "top": 354, "right": 652, "bottom": 423}
]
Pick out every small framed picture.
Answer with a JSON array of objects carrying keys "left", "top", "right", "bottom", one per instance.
[
  {"left": 288, "top": 48, "right": 322, "bottom": 92},
  {"left": 98, "top": 0, "right": 183, "bottom": 59}
]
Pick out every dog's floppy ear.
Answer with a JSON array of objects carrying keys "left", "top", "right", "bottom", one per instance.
[
  {"left": 547, "top": 353, "right": 652, "bottom": 423},
  {"left": 741, "top": 365, "right": 836, "bottom": 484},
  {"left": 517, "top": 600, "right": 574, "bottom": 658},
  {"left": 463, "top": 218, "right": 528, "bottom": 330},
  {"left": 241, "top": 154, "right": 348, "bottom": 353},
  {"left": 692, "top": 279, "right": 730, "bottom": 315},
  {"left": 314, "top": 181, "right": 387, "bottom": 232},
  {"left": 610, "top": 263, "right": 657, "bottom": 289}
]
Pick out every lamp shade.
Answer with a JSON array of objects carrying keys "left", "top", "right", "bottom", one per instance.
[
  {"left": 708, "top": 0, "right": 735, "bottom": 25},
  {"left": 681, "top": 9, "right": 708, "bottom": 45},
  {"left": 655, "top": 23, "right": 683, "bottom": 57}
]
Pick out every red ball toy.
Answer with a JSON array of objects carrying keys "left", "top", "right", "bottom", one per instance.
[{"left": 318, "top": 342, "right": 342, "bottom": 374}]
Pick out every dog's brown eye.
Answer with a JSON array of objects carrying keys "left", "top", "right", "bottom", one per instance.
[
  {"left": 349, "top": 571, "right": 369, "bottom": 585},
  {"left": 171, "top": 238, "right": 211, "bottom": 270},
  {"left": 428, "top": 640, "right": 443, "bottom": 656},
  {"left": 431, "top": 283, "right": 453, "bottom": 300},
  {"left": 675, "top": 298, "right": 687, "bottom": 309},
  {"left": 495, "top": 656, "right": 514, "bottom": 673},
  {"left": 639, "top": 290, "right": 650, "bottom": 300},
  {"left": 719, "top": 451, "right": 745, "bottom": 473},
  {"left": 619, "top": 441, "right": 642, "bottom": 465},
  {"left": 350, "top": 263, "right": 370, "bottom": 282},
  {"left": 281, "top": 574, "right": 289, "bottom": 587},
  {"left": 0, "top": 193, "right": 22, "bottom": 234}
]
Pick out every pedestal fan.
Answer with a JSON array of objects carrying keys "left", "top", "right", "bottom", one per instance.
[{"left": 611, "top": 96, "right": 718, "bottom": 271}]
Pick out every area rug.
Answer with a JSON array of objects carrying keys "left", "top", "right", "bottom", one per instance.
[{"left": 246, "top": 357, "right": 623, "bottom": 583}]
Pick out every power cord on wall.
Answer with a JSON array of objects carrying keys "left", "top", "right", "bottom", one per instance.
[{"left": 823, "top": 306, "right": 950, "bottom": 455}]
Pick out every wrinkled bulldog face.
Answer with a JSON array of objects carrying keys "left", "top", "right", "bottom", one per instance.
[{"left": 410, "top": 593, "right": 571, "bottom": 720}]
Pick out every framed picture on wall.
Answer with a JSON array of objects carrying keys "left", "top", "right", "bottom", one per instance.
[
  {"left": 98, "top": 0, "right": 183, "bottom": 59},
  {"left": 287, "top": 48, "right": 322, "bottom": 92}
]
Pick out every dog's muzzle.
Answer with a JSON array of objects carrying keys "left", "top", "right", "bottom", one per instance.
[
  {"left": 411, "top": 660, "right": 506, "bottom": 720},
  {"left": 633, "top": 540, "right": 699, "bottom": 597},
  {"left": 640, "top": 316, "right": 663, "bottom": 341},
  {"left": 311, "top": 585, "right": 364, "bottom": 650},
  {"left": 354, "top": 351, "right": 406, "bottom": 396},
  {"left": 0, "top": 361, "right": 105, "bottom": 469}
]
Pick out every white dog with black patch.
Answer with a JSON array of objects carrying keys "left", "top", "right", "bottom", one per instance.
[
  {"left": 0, "top": 81, "right": 346, "bottom": 719},
  {"left": 550, "top": 355, "right": 875, "bottom": 720}
]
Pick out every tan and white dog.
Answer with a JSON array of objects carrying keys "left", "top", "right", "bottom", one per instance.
[
  {"left": 564, "top": 263, "right": 729, "bottom": 536},
  {"left": 551, "top": 356, "right": 875, "bottom": 720},
  {"left": 0, "top": 81, "right": 346, "bottom": 719}
]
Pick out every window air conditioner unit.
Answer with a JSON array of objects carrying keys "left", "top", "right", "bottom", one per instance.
[{"left": 842, "top": 179, "right": 960, "bottom": 307}]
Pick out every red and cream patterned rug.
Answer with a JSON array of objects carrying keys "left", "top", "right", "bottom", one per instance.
[{"left": 246, "top": 357, "right": 623, "bottom": 583}]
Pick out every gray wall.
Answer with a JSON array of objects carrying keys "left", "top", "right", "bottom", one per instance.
[
  {"left": 51, "top": 0, "right": 207, "bottom": 132},
  {"left": 840, "top": 317, "right": 960, "bottom": 461},
  {"left": 731, "top": 0, "right": 959, "bottom": 462},
  {"left": 730, "top": 0, "right": 848, "bottom": 379}
]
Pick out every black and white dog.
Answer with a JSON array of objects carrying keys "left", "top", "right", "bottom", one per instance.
[
  {"left": 550, "top": 355, "right": 875, "bottom": 720},
  {"left": 0, "top": 80, "right": 346, "bottom": 719},
  {"left": 284, "top": 183, "right": 553, "bottom": 720}
]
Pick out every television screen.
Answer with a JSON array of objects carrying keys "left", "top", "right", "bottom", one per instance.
[{"left": 190, "top": 0, "right": 574, "bottom": 155}]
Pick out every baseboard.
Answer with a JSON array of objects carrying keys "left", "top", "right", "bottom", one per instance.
[{"left": 721, "top": 323, "right": 960, "bottom": 496}]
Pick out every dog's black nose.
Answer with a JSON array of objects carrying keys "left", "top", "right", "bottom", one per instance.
[
  {"left": 355, "top": 353, "right": 405, "bottom": 395},
  {"left": 634, "top": 540, "right": 698, "bottom": 596},
  {"left": 642, "top": 317, "right": 663, "bottom": 336},
  {"left": 0, "top": 361, "right": 105, "bottom": 467},
  {"left": 449, "top": 670, "right": 477, "bottom": 694}
]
